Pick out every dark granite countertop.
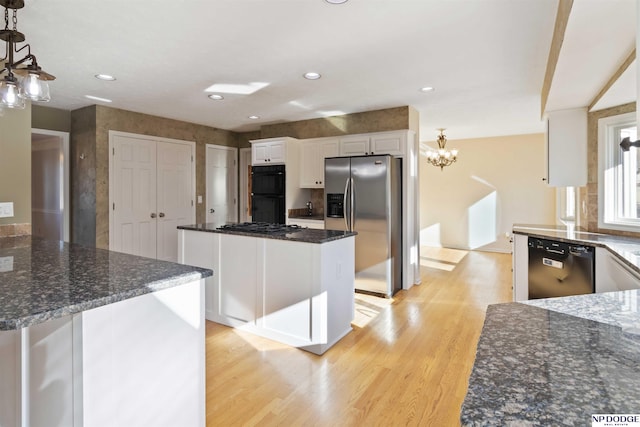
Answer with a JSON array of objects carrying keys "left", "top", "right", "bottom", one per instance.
[
  {"left": 178, "top": 223, "right": 356, "bottom": 243},
  {"left": 461, "top": 292, "right": 640, "bottom": 426},
  {"left": 513, "top": 223, "right": 640, "bottom": 275},
  {"left": 0, "top": 236, "right": 212, "bottom": 331}
]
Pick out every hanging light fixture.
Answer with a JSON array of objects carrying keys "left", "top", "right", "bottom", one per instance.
[
  {"left": 425, "top": 129, "right": 458, "bottom": 171},
  {"left": 0, "top": 0, "right": 54, "bottom": 110}
]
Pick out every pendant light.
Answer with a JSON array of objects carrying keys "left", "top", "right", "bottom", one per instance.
[{"left": 0, "top": 0, "right": 55, "bottom": 109}]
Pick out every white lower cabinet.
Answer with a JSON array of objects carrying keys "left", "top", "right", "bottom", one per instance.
[
  {"left": 178, "top": 229, "right": 355, "bottom": 354},
  {"left": 0, "top": 280, "right": 205, "bottom": 427},
  {"left": 512, "top": 234, "right": 529, "bottom": 301},
  {"left": 595, "top": 247, "right": 640, "bottom": 292}
]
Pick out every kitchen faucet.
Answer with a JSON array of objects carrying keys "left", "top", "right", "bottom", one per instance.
[{"left": 306, "top": 201, "right": 313, "bottom": 216}]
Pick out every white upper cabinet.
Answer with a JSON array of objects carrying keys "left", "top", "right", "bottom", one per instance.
[
  {"left": 544, "top": 108, "right": 587, "bottom": 187},
  {"left": 300, "top": 138, "right": 339, "bottom": 188},
  {"left": 251, "top": 138, "right": 286, "bottom": 165},
  {"left": 339, "top": 131, "right": 406, "bottom": 157}
]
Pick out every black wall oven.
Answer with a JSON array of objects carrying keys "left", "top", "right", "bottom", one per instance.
[{"left": 251, "top": 165, "right": 285, "bottom": 224}]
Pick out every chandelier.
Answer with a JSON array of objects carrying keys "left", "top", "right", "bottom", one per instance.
[
  {"left": 0, "top": 0, "right": 54, "bottom": 109},
  {"left": 425, "top": 129, "right": 458, "bottom": 170}
]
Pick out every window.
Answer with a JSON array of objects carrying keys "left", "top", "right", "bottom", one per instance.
[
  {"left": 598, "top": 111, "right": 640, "bottom": 231},
  {"left": 557, "top": 186, "right": 576, "bottom": 223}
]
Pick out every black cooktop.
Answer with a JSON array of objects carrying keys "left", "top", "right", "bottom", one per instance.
[{"left": 217, "top": 222, "right": 306, "bottom": 234}]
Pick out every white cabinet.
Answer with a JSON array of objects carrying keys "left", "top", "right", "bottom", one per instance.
[
  {"left": 595, "top": 247, "right": 640, "bottom": 292},
  {"left": 178, "top": 229, "right": 355, "bottom": 355},
  {"left": 512, "top": 233, "right": 529, "bottom": 301},
  {"left": 300, "top": 138, "right": 339, "bottom": 188},
  {"left": 251, "top": 139, "right": 286, "bottom": 164},
  {"left": 545, "top": 108, "right": 587, "bottom": 187},
  {"left": 339, "top": 131, "right": 406, "bottom": 157}
]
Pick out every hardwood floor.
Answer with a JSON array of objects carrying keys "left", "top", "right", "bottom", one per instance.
[{"left": 205, "top": 249, "right": 513, "bottom": 426}]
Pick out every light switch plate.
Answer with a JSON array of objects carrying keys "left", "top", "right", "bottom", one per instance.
[
  {"left": 0, "top": 202, "right": 14, "bottom": 218},
  {"left": 0, "top": 256, "right": 13, "bottom": 272},
  {"left": 197, "top": 195, "right": 203, "bottom": 204}
]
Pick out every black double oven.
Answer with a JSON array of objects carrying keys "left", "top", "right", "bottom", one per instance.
[{"left": 251, "top": 165, "right": 285, "bottom": 224}]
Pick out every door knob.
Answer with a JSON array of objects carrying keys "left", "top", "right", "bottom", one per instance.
[
  {"left": 209, "top": 208, "right": 215, "bottom": 213},
  {"left": 150, "top": 213, "right": 157, "bottom": 219},
  {"left": 158, "top": 212, "right": 165, "bottom": 218}
]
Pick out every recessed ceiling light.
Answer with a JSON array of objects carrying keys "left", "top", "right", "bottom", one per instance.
[
  {"left": 325, "top": 0, "right": 348, "bottom": 4},
  {"left": 304, "top": 72, "right": 321, "bottom": 80},
  {"left": 208, "top": 94, "right": 224, "bottom": 100},
  {"left": 85, "top": 95, "right": 112, "bottom": 103},
  {"left": 95, "top": 74, "right": 116, "bottom": 81},
  {"left": 248, "top": 115, "right": 260, "bottom": 120},
  {"left": 421, "top": 86, "right": 435, "bottom": 92}
]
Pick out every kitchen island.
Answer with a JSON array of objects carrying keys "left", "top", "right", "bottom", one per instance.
[
  {"left": 178, "top": 223, "right": 356, "bottom": 355},
  {"left": 461, "top": 290, "right": 640, "bottom": 425},
  {"left": 0, "top": 236, "right": 212, "bottom": 427}
]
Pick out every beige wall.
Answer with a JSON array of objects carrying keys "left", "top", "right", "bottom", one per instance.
[
  {"left": 420, "top": 133, "right": 556, "bottom": 253},
  {"left": 71, "top": 105, "right": 239, "bottom": 249},
  {"left": 0, "top": 105, "right": 32, "bottom": 236}
]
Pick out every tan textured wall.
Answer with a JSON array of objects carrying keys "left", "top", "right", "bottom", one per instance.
[
  {"left": 237, "top": 131, "right": 261, "bottom": 149},
  {"left": 259, "top": 106, "right": 411, "bottom": 139},
  {"left": 0, "top": 105, "right": 32, "bottom": 234},
  {"left": 32, "top": 105, "right": 71, "bottom": 133},
  {"left": 582, "top": 102, "right": 637, "bottom": 237},
  {"left": 70, "top": 106, "right": 97, "bottom": 246},
  {"left": 71, "top": 105, "right": 239, "bottom": 249}
]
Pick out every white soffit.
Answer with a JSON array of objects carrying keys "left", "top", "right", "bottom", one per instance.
[{"left": 546, "top": 0, "right": 636, "bottom": 112}]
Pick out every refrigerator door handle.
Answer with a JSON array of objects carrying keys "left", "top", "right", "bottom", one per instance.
[
  {"left": 350, "top": 177, "right": 355, "bottom": 232},
  {"left": 343, "top": 178, "right": 350, "bottom": 230}
]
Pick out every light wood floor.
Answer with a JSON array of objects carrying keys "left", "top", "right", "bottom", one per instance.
[{"left": 205, "top": 249, "right": 513, "bottom": 426}]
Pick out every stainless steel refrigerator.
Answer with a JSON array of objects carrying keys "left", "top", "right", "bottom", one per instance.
[{"left": 324, "top": 155, "right": 402, "bottom": 297}]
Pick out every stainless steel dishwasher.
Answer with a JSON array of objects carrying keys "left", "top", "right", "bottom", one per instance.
[{"left": 528, "top": 237, "right": 595, "bottom": 299}]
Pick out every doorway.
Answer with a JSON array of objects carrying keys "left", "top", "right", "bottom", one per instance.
[
  {"left": 31, "top": 128, "right": 70, "bottom": 242},
  {"left": 206, "top": 145, "right": 238, "bottom": 227}
]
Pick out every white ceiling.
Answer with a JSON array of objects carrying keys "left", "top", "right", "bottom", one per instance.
[{"left": 10, "top": 0, "right": 569, "bottom": 140}]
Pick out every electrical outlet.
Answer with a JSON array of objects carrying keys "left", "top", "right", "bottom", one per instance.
[
  {"left": 0, "top": 202, "right": 14, "bottom": 218},
  {"left": 0, "top": 256, "right": 13, "bottom": 272}
]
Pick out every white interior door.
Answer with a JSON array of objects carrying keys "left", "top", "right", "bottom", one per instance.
[
  {"left": 206, "top": 145, "right": 238, "bottom": 227},
  {"left": 110, "top": 131, "right": 195, "bottom": 261},
  {"left": 156, "top": 141, "right": 194, "bottom": 262},
  {"left": 111, "top": 135, "right": 158, "bottom": 258}
]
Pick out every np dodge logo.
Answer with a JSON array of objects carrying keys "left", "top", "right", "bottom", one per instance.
[{"left": 592, "top": 414, "right": 640, "bottom": 427}]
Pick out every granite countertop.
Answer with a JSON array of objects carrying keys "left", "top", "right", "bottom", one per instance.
[
  {"left": 178, "top": 223, "right": 356, "bottom": 243},
  {"left": 0, "top": 236, "right": 212, "bottom": 331},
  {"left": 513, "top": 223, "right": 640, "bottom": 274},
  {"left": 461, "top": 291, "right": 640, "bottom": 426}
]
